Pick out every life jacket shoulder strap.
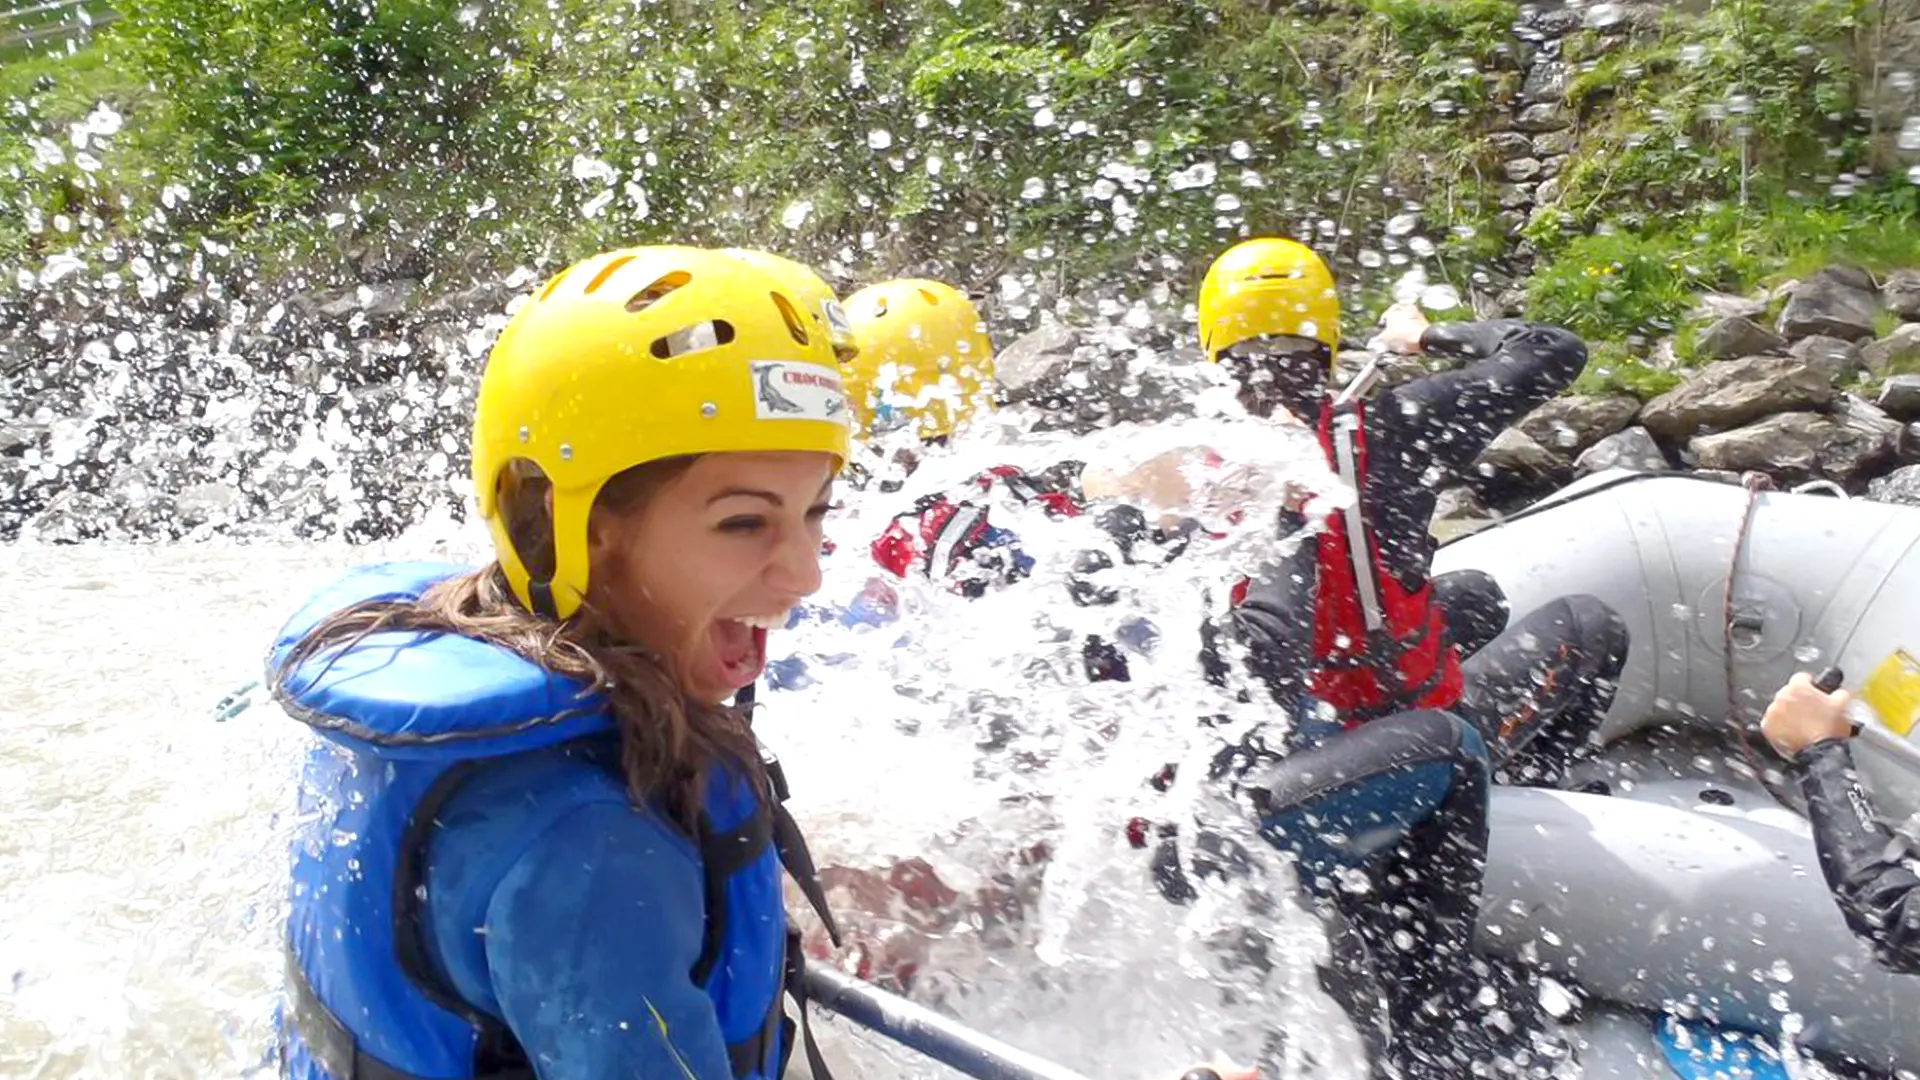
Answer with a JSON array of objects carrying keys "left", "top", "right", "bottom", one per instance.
[{"left": 1323, "top": 402, "right": 1386, "bottom": 634}]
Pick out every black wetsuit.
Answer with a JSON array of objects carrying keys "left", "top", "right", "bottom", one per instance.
[
  {"left": 1142, "top": 321, "right": 1630, "bottom": 1077},
  {"left": 1792, "top": 740, "right": 1920, "bottom": 974}
]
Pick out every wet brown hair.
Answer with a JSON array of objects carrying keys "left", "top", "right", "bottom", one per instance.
[{"left": 273, "top": 455, "right": 764, "bottom": 830}]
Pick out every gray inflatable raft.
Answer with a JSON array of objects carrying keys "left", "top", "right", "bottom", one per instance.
[{"left": 1433, "top": 471, "right": 1920, "bottom": 1076}]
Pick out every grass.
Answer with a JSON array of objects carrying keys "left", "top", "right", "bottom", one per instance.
[{"left": 1570, "top": 342, "right": 1685, "bottom": 400}]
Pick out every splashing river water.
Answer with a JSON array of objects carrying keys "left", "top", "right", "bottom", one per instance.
[{"left": 0, "top": 410, "right": 1368, "bottom": 1080}]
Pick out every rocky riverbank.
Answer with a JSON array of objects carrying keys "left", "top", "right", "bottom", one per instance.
[{"left": 4, "top": 259, "right": 1920, "bottom": 545}]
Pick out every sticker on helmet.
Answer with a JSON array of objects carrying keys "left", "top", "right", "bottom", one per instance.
[
  {"left": 821, "top": 299, "right": 855, "bottom": 343},
  {"left": 752, "top": 360, "right": 849, "bottom": 424}
]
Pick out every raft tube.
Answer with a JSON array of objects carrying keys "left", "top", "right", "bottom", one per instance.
[{"left": 1432, "top": 469, "right": 1920, "bottom": 819}]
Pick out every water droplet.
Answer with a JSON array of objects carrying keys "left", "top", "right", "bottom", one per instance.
[
  {"left": 1033, "top": 107, "right": 1056, "bottom": 128},
  {"left": 794, "top": 36, "right": 817, "bottom": 60},
  {"left": 1213, "top": 193, "right": 1243, "bottom": 212},
  {"left": 781, "top": 200, "right": 814, "bottom": 229},
  {"left": 1900, "top": 118, "right": 1920, "bottom": 153},
  {"left": 1169, "top": 162, "right": 1216, "bottom": 191},
  {"left": 1020, "top": 178, "right": 1047, "bottom": 201},
  {"left": 559, "top": 444, "right": 574, "bottom": 461},
  {"left": 1229, "top": 140, "right": 1252, "bottom": 161},
  {"left": 866, "top": 129, "right": 893, "bottom": 151},
  {"left": 518, "top": 426, "right": 531, "bottom": 443}
]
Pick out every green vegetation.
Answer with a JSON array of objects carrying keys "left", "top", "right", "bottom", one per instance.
[{"left": 1, "top": 0, "right": 1916, "bottom": 353}]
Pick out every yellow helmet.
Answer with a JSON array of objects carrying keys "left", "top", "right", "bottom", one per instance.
[
  {"left": 473, "top": 245, "right": 853, "bottom": 619},
  {"left": 721, "top": 247, "right": 857, "bottom": 362},
  {"left": 1197, "top": 238, "right": 1340, "bottom": 362},
  {"left": 842, "top": 279, "right": 995, "bottom": 441}
]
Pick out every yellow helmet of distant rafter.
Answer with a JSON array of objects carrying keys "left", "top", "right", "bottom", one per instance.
[
  {"left": 722, "top": 247, "right": 858, "bottom": 362},
  {"left": 472, "top": 245, "right": 852, "bottom": 619},
  {"left": 841, "top": 279, "right": 995, "bottom": 441},
  {"left": 1197, "top": 238, "right": 1341, "bottom": 363}
]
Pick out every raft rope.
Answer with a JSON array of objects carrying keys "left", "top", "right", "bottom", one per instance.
[{"left": 1721, "top": 472, "right": 1775, "bottom": 780}]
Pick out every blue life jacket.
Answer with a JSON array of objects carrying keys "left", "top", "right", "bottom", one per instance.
[{"left": 269, "top": 561, "right": 840, "bottom": 1080}]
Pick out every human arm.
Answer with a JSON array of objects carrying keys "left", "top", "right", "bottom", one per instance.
[
  {"left": 1764, "top": 672, "right": 1920, "bottom": 974},
  {"left": 1374, "top": 306, "right": 1589, "bottom": 476},
  {"left": 431, "top": 794, "right": 740, "bottom": 1080}
]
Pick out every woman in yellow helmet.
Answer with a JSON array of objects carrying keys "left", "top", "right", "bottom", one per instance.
[
  {"left": 264, "top": 245, "right": 855, "bottom": 1080},
  {"left": 261, "top": 244, "right": 1241, "bottom": 1080},
  {"left": 842, "top": 278, "right": 997, "bottom": 445}
]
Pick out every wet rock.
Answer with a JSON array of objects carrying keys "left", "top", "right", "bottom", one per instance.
[
  {"left": 421, "top": 278, "right": 521, "bottom": 320},
  {"left": 1778, "top": 267, "right": 1881, "bottom": 342},
  {"left": 1471, "top": 428, "right": 1571, "bottom": 493},
  {"left": 1788, "top": 335, "right": 1863, "bottom": 382},
  {"left": 994, "top": 318, "right": 1079, "bottom": 396},
  {"left": 1870, "top": 464, "right": 1920, "bottom": 506},
  {"left": 1489, "top": 132, "right": 1534, "bottom": 158},
  {"left": 1522, "top": 61, "right": 1571, "bottom": 103},
  {"left": 1500, "top": 184, "right": 1536, "bottom": 209},
  {"left": 1432, "top": 486, "right": 1487, "bottom": 524},
  {"left": 24, "top": 490, "right": 119, "bottom": 542},
  {"left": 1885, "top": 269, "right": 1920, "bottom": 321},
  {"left": 1532, "top": 130, "right": 1578, "bottom": 157},
  {"left": 1516, "top": 393, "right": 1639, "bottom": 453},
  {"left": 1833, "top": 395, "right": 1908, "bottom": 476},
  {"left": 175, "top": 481, "right": 244, "bottom": 527},
  {"left": 1690, "top": 405, "right": 1900, "bottom": 484},
  {"left": 1, "top": 420, "right": 48, "bottom": 455},
  {"left": 1639, "top": 355, "right": 1833, "bottom": 438},
  {"left": 1689, "top": 292, "right": 1769, "bottom": 323},
  {"left": 1879, "top": 375, "right": 1920, "bottom": 420},
  {"left": 1537, "top": 156, "right": 1567, "bottom": 180},
  {"left": 1862, "top": 323, "right": 1920, "bottom": 378},
  {"left": 1493, "top": 211, "right": 1529, "bottom": 237},
  {"left": 1523, "top": 8, "right": 1581, "bottom": 37},
  {"left": 315, "top": 279, "right": 421, "bottom": 327},
  {"left": 1504, "top": 158, "right": 1544, "bottom": 183},
  {"left": 1575, "top": 426, "right": 1671, "bottom": 475},
  {"left": 1005, "top": 321, "right": 1211, "bottom": 434},
  {"left": 1514, "top": 103, "right": 1571, "bottom": 133},
  {"left": 0, "top": 330, "right": 33, "bottom": 378},
  {"left": 1532, "top": 177, "right": 1564, "bottom": 208},
  {"left": 1694, "top": 315, "right": 1784, "bottom": 362},
  {"left": 1583, "top": 2, "right": 1630, "bottom": 29}
]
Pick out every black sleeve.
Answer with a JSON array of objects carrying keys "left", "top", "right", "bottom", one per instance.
[
  {"left": 1795, "top": 739, "right": 1920, "bottom": 975},
  {"left": 1223, "top": 516, "right": 1318, "bottom": 708},
  {"left": 1385, "top": 320, "right": 1589, "bottom": 477}
]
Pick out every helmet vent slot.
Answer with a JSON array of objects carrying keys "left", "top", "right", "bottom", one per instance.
[
  {"left": 770, "top": 291, "right": 811, "bottom": 347},
  {"left": 538, "top": 266, "right": 576, "bottom": 302},
  {"left": 583, "top": 255, "right": 636, "bottom": 295},
  {"left": 651, "top": 320, "right": 736, "bottom": 358},
  {"left": 626, "top": 271, "right": 692, "bottom": 312}
]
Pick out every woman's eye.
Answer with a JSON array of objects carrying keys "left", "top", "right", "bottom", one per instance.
[{"left": 718, "top": 516, "right": 765, "bottom": 534}]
